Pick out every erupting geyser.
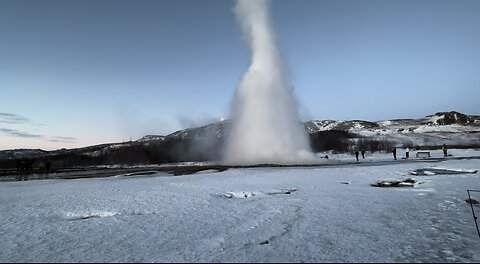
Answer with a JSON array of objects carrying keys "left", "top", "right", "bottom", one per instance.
[{"left": 224, "top": 0, "right": 314, "bottom": 165}]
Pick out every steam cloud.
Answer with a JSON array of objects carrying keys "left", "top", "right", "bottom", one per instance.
[{"left": 224, "top": 0, "right": 314, "bottom": 165}]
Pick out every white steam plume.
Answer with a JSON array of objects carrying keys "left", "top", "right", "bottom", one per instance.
[{"left": 224, "top": 0, "right": 314, "bottom": 165}]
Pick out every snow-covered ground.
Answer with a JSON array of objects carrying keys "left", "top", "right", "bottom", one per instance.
[{"left": 1, "top": 151, "right": 480, "bottom": 262}]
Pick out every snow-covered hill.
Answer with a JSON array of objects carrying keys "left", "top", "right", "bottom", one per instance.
[
  {"left": 167, "top": 111, "right": 480, "bottom": 148},
  {"left": 305, "top": 111, "right": 480, "bottom": 147},
  {"left": 306, "top": 111, "right": 480, "bottom": 132},
  {"left": 164, "top": 120, "right": 229, "bottom": 141}
]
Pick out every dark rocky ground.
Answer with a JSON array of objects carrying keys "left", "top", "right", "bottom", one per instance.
[{"left": 2, "top": 155, "right": 479, "bottom": 182}]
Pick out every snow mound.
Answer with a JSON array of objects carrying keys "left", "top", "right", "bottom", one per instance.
[
  {"left": 411, "top": 168, "right": 478, "bottom": 176},
  {"left": 65, "top": 211, "right": 117, "bottom": 221},
  {"left": 222, "top": 188, "right": 298, "bottom": 198},
  {"left": 371, "top": 177, "right": 425, "bottom": 187}
]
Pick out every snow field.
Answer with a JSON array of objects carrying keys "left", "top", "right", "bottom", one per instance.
[{"left": 0, "top": 157, "right": 479, "bottom": 262}]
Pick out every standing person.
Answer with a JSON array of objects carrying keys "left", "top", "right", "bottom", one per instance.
[
  {"left": 406, "top": 148, "right": 410, "bottom": 159},
  {"left": 361, "top": 149, "right": 365, "bottom": 159},
  {"left": 442, "top": 144, "right": 448, "bottom": 157},
  {"left": 392, "top": 147, "right": 397, "bottom": 160},
  {"left": 355, "top": 150, "right": 359, "bottom": 162}
]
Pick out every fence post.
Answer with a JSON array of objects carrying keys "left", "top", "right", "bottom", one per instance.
[{"left": 467, "top": 190, "right": 480, "bottom": 239}]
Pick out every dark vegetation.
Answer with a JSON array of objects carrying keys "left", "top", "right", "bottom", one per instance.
[
  {"left": 352, "top": 137, "right": 395, "bottom": 154},
  {"left": 0, "top": 136, "right": 226, "bottom": 171},
  {"left": 3, "top": 129, "right": 479, "bottom": 172},
  {"left": 0, "top": 129, "right": 398, "bottom": 171},
  {"left": 309, "top": 130, "right": 355, "bottom": 153}
]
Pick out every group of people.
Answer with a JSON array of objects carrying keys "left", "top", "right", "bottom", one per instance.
[
  {"left": 390, "top": 144, "right": 448, "bottom": 160},
  {"left": 391, "top": 147, "right": 415, "bottom": 159},
  {"left": 354, "top": 144, "right": 449, "bottom": 161},
  {"left": 354, "top": 149, "right": 366, "bottom": 161}
]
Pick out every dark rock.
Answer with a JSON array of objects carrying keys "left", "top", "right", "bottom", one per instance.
[
  {"left": 465, "top": 198, "right": 479, "bottom": 205},
  {"left": 260, "top": 240, "right": 269, "bottom": 245}
]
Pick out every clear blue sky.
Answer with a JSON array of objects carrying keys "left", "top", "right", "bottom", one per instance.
[{"left": 1, "top": 0, "right": 479, "bottom": 150}]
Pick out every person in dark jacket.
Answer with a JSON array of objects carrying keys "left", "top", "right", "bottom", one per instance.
[{"left": 442, "top": 144, "right": 448, "bottom": 157}]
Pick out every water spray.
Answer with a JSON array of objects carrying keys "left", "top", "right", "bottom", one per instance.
[{"left": 224, "top": 0, "right": 314, "bottom": 165}]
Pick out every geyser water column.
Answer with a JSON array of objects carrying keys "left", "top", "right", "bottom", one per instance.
[{"left": 224, "top": 0, "right": 314, "bottom": 165}]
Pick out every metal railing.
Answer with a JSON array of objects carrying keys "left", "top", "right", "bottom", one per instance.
[{"left": 467, "top": 189, "right": 480, "bottom": 239}]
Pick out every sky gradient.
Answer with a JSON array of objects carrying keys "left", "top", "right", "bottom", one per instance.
[{"left": 1, "top": 0, "right": 479, "bottom": 150}]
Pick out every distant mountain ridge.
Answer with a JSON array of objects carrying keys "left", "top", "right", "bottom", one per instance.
[
  {"left": 151, "top": 110, "right": 480, "bottom": 146},
  {"left": 304, "top": 111, "right": 480, "bottom": 149},
  {"left": 305, "top": 111, "right": 480, "bottom": 133}
]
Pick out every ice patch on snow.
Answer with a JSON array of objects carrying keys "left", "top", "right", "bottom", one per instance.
[
  {"left": 434, "top": 168, "right": 478, "bottom": 173},
  {"left": 266, "top": 188, "right": 298, "bottom": 195},
  {"left": 222, "top": 191, "right": 258, "bottom": 198}
]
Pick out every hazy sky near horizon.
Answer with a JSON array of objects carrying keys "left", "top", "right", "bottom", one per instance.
[{"left": 1, "top": 0, "right": 479, "bottom": 150}]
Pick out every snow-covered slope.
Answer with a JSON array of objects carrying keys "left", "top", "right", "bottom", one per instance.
[
  {"left": 164, "top": 111, "right": 480, "bottom": 147},
  {"left": 137, "top": 135, "right": 165, "bottom": 142},
  {"left": 165, "top": 120, "right": 229, "bottom": 140},
  {"left": 305, "top": 111, "right": 480, "bottom": 147},
  {"left": 306, "top": 111, "right": 479, "bottom": 132}
]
